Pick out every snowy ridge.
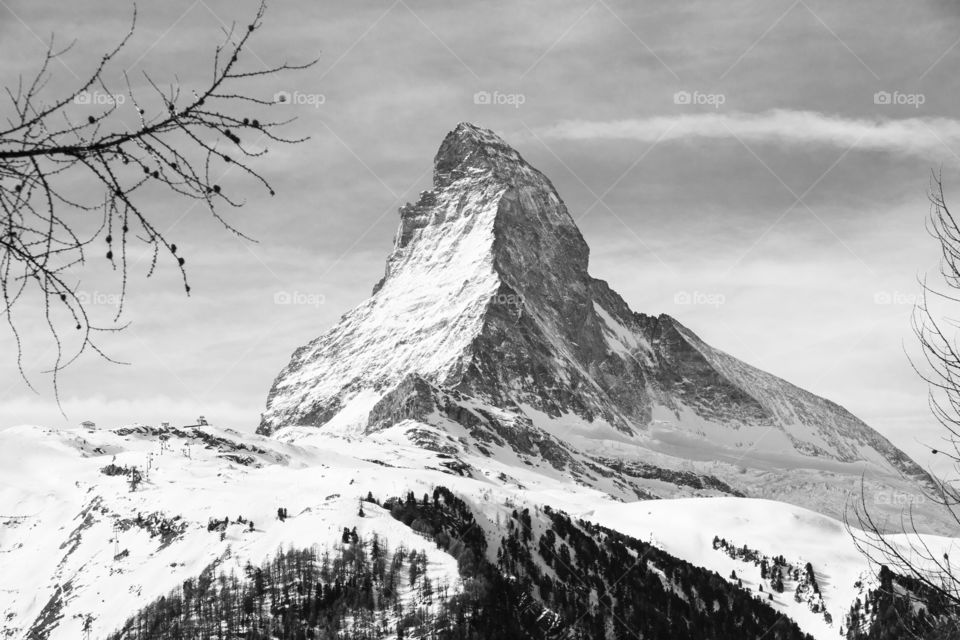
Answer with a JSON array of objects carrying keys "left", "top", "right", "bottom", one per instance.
[{"left": 670, "top": 319, "right": 928, "bottom": 477}]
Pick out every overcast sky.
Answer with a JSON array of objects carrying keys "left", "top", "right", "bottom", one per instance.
[{"left": 2, "top": 0, "right": 960, "bottom": 474}]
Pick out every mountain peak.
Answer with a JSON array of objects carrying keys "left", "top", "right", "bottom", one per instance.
[{"left": 433, "top": 122, "right": 530, "bottom": 188}]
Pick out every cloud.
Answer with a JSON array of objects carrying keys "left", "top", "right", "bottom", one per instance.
[{"left": 536, "top": 110, "right": 960, "bottom": 160}]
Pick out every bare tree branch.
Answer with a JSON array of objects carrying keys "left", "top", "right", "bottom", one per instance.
[
  {"left": 0, "top": 1, "right": 316, "bottom": 410},
  {"left": 849, "top": 172, "right": 960, "bottom": 636}
]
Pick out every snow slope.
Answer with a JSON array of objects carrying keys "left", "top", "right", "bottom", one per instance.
[
  {"left": 2, "top": 422, "right": 956, "bottom": 640},
  {"left": 584, "top": 497, "right": 960, "bottom": 639},
  {"left": 0, "top": 424, "right": 465, "bottom": 640}
]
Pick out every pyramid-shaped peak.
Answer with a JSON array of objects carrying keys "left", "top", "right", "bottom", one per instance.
[
  {"left": 448, "top": 122, "right": 506, "bottom": 145},
  {"left": 433, "top": 122, "right": 531, "bottom": 188},
  {"left": 255, "top": 121, "right": 944, "bottom": 536}
]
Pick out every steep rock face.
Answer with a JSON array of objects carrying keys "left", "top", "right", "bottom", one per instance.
[
  {"left": 258, "top": 122, "right": 936, "bottom": 526},
  {"left": 260, "top": 123, "right": 651, "bottom": 434}
]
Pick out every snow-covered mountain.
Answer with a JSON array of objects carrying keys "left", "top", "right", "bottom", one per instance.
[
  {"left": 260, "top": 122, "right": 940, "bottom": 532},
  {"left": 4, "top": 123, "right": 955, "bottom": 640}
]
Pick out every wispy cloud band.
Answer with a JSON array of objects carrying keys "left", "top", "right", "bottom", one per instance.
[{"left": 537, "top": 110, "right": 960, "bottom": 160}]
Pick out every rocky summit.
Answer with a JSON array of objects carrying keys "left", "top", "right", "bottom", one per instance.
[{"left": 259, "top": 122, "right": 941, "bottom": 531}]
